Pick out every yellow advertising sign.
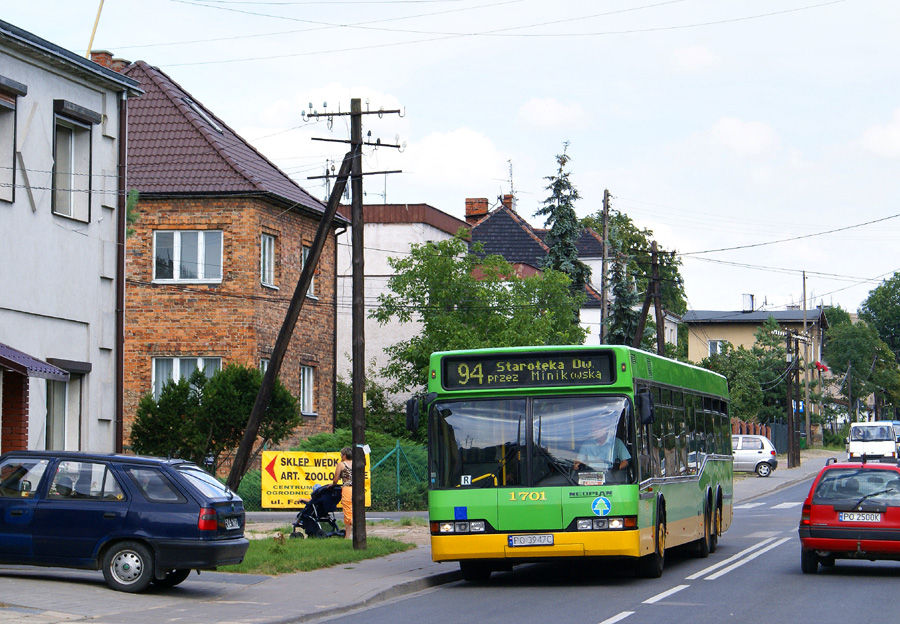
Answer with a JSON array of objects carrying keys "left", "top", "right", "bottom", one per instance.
[{"left": 260, "top": 451, "right": 371, "bottom": 509}]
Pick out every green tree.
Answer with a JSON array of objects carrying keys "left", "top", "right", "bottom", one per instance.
[
  {"left": 335, "top": 366, "right": 413, "bottom": 441},
  {"left": 582, "top": 209, "right": 686, "bottom": 315},
  {"left": 131, "top": 364, "right": 300, "bottom": 472},
  {"left": 859, "top": 273, "right": 900, "bottom": 363},
  {"left": 751, "top": 317, "right": 791, "bottom": 424},
  {"left": 534, "top": 143, "right": 590, "bottom": 298},
  {"left": 370, "top": 235, "right": 587, "bottom": 394},
  {"left": 823, "top": 305, "right": 852, "bottom": 328},
  {"left": 606, "top": 254, "right": 651, "bottom": 347},
  {"left": 700, "top": 343, "right": 764, "bottom": 422},
  {"left": 823, "top": 320, "right": 900, "bottom": 419}
]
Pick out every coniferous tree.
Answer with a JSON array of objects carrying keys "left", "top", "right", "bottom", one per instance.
[{"left": 534, "top": 142, "right": 590, "bottom": 297}]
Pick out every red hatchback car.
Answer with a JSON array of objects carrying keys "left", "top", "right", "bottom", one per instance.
[{"left": 799, "top": 459, "right": 900, "bottom": 573}]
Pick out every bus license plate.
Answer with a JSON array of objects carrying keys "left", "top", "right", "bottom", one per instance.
[
  {"left": 839, "top": 512, "right": 881, "bottom": 523},
  {"left": 225, "top": 517, "right": 241, "bottom": 530},
  {"left": 508, "top": 534, "right": 553, "bottom": 547}
]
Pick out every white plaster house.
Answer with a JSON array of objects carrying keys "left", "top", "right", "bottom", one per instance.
[{"left": 0, "top": 20, "right": 141, "bottom": 452}]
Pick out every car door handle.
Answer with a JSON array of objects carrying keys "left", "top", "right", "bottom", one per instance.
[
  {"left": 10, "top": 509, "right": 24, "bottom": 516},
  {"left": 103, "top": 512, "right": 118, "bottom": 519}
]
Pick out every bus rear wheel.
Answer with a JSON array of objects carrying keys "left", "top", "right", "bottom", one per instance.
[{"left": 459, "top": 561, "right": 492, "bottom": 582}]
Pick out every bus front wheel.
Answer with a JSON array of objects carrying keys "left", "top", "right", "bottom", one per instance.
[{"left": 638, "top": 509, "right": 666, "bottom": 578}]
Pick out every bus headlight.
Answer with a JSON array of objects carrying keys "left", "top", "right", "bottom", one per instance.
[
  {"left": 577, "top": 519, "right": 593, "bottom": 531},
  {"left": 439, "top": 522, "right": 454, "bottom": 533},
  {"left": 469, "top": 520, "right": 486, "bottom": 532}
]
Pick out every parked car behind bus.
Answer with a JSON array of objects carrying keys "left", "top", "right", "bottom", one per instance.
[{"left": 732, "top": 434, "right": 778, "bottom": 477}]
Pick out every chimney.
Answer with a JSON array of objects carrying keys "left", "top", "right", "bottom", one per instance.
[
  {"left": 465, "top": 197, "right": 489, "bottom": 224},
  {"left": 90, "top": 50, "right": 130, "bottom": 73},
  {"left": 501, "top": 194, "right": 515, "bottom": 211}
]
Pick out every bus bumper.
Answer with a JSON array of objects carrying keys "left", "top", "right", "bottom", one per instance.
[{"left": 431, "top": 530, "right": 642, "bottom": 562}]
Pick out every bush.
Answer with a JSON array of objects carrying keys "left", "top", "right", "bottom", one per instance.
[{"left": 236, "top": 469, "right": 262, "bottom": 511}]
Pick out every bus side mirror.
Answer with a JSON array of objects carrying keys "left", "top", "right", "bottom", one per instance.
[
  {"left": 636, "top": 391, "right": 654, "bottom": 425},
  {"left": 406, "top": 392, "right": 437, "bottom": 432},
  {"left": 405, "top": 397, "right": 419, "bottom": 432}
]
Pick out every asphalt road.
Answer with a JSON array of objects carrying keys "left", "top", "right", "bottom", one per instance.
[{"left": 312, "top": 479, "right": 900, "bottom": 624}]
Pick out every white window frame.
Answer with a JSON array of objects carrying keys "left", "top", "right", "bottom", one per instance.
[
  {"left": 52, "top": 116, "right": 91, "bottom": 222},
  {"left": 261, "top": 233, "right": 276, "bottom": 288},
  {"left": 151, "top": 356, "right": 222, "bottom": 399},
  {"left": 300, "top": 365, "right": 315, "bottom": 415},
  {"left": 708, "top": 340, "right": 727, "bottom": 357},
  {"left": 153, "top": 230, "right": 223, "bottom": 283},
  {"left": 302, "top": 245, "right": 316, "bottom": 298}
]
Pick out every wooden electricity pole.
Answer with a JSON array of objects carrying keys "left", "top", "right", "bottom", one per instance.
[{"left": 600, "top": 189, "right": 610, "bottom": 343}]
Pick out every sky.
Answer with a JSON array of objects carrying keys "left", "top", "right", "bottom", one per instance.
[{"left": 6, "top": 0, "right": 900, "bottom": 314}]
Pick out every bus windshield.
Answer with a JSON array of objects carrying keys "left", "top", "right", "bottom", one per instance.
[{"left": 430, "top": 396, "right": 633, "bottom": 489}]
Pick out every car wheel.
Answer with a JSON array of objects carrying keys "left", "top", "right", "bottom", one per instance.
[
  {"left": 638, "top": 506, "right": 666, "bottom": 578},
  {"left": 102, "top": 541, "right": 154, "bottom": 593},
  {"left": 801, "top": 549, "right": 819, "bottom": 574},
  {"left": 756, "top": 462, "right": 772, "bottom": 477},
  {"left": 693, "top": 503, "right": 711, "bottom": 558},
  {"left": 459, "top": 561, "right": 492, "bottom": 582},
  {"left": 152, "top": 568, "right": 191, "bottom": 588}
]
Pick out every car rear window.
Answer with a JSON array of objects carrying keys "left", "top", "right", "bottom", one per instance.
[
  {"left": 813, "top": 468, "right": 900, "bottom": 504},
  {"left": 125, "top": 467, "right": 187, "bottom": 503},
  {"left": 176, "top": 465, "right": 234, "bottom": 499}
]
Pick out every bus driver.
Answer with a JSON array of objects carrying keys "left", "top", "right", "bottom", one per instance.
[{"left": 573, "top": 426, "right": 631, "bottom": 472}]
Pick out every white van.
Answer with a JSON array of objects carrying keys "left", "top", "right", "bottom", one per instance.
[{"left": 846, "top": 421, "right": 898, "bottom": 463}]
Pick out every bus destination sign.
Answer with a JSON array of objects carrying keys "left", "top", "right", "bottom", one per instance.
[{"left": 442, "top": 351, "right": 615, "bottom": 390}]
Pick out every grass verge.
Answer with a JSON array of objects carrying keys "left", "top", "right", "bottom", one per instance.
[{"left": 223, "top": 531, "right": 415, "bottom": 575}]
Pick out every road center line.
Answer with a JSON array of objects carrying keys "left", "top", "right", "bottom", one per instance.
[
  {"left": 643, "top": 584, "right": 690, "bottom": 604},
  {"left": 685, "top": 537, "right": 777, "bottom": 580},
  {"left": 598, "top": 611, "right": 634, "bottom": 624},
  {"left": 704, "top": 537, "right": 790, "bottom": 580}
]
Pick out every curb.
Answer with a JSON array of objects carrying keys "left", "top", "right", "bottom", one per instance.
[{"left": 269, "top": 569, "right": 462, "bottom": 624}]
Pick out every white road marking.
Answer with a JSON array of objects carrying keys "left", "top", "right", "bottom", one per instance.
[
  {"left": 704, "top": 537, "right": 791, "bottom": 580},
  {"left": 643, "top": 584, "right": 690, "bottom": 604},
  {"left": 685, "top": 537, "right": 777, "bottom": 580},
  {"left": 733, "top": 503, "right": 765, "bottom": 509},
  {"left": 772, "top": 502, "right": 802, "bottom": 509},
  {"left": 598, "top": 611, "right": 634, "bottom": 624}
]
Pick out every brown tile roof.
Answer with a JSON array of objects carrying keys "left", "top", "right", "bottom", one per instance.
[
  {"left": 122, "top": 61, "right": 328, "bottom": 216},
  {"left": 336, "top": 203, "right": 468, "bottom": 235}
]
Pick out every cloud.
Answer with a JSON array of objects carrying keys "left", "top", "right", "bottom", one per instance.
[
  {"left": 860, "top": 109, "right": 900, "bottom": 158},
  {"left": 671, "top": 45, "right": 721, "bottom": 72},
  {"left": 708, "top": 117, "right": 779, "bottom": 156},
  {"left": 518, "top": 98, "right": 587, "bottom": 127}
]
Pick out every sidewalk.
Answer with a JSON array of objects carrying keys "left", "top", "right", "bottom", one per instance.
[{"left": 0, "top": 449, "right": 835, "bottom": 624}]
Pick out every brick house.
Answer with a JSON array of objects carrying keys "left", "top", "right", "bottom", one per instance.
[{"left": 90, "top": 54, "right": 346, "bottom": 447}]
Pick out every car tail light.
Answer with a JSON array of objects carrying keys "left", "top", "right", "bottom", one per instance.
[
  {"left": 770, "top": 450, "right": 776, "bottom": 456},
  {"left": 800, "top": 502, "right": 811, "bottom": 526},
  {"left": 198, "top": 507, "right": 218, "bottom": 531}
]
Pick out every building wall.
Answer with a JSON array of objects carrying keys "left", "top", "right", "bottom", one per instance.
[
  {"left": 124, "top": 197, "right": 336, "bottom": 447},
  {"left": 686, "top": 321, "right": 822, "bottom": 364},
  {"left": 336, "top": 221, "right": 457, "bottom": 398},
  {"left": 0, "top": 42, "right": 123, "bottom": 451}
]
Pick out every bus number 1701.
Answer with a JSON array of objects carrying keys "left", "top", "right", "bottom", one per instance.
[{"left": 509, "top": 491, "right": 547, "bottom": 501}]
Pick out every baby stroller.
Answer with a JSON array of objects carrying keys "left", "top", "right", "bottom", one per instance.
[{"left": 291, "top": 483, "right": 343, "bottom": 538}]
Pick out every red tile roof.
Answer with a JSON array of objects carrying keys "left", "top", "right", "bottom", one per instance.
[{"left": 122, "top": 61, "right": 326, "bottom": 215}]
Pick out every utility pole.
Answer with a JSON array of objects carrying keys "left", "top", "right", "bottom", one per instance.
[
  {"left": 652, "top": 243, "right": 665, "bottom": 356},
  {"left": 785, "top": 330, "right": 797, "bottom": 468},
  {"left": 794, "top": 336, "right": 802, "bottom": 467},
  {"left": 802, "top": 271, "right": 811, "bottom": 444},
  {"left": 600, "top": 189, "right": 610, "bottom": 343}
]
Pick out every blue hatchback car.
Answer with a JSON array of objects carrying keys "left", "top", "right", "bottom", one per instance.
[{"left": 0, "top": 451, "right": 249, "bottom": 592}]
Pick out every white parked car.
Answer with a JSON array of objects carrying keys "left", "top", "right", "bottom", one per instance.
[{"left": 732, "top": 434, "right": 778, "bottom": 477}]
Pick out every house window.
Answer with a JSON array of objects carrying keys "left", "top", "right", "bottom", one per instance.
[
  {"left": 261, "top": 233, "right": 276, "bottom": 287},
  {"left": 708, "top": 340, "right": 727, "bottom": 357},
  {"left": 300, "top": 365, "right": 315, "bottom": 414},
  {"left": 152, "top": 357, "right": 221, "bottom": 399},
  {"left": 153, "top": 230, "right": 222, "bottom": 282},
  {"left": 302, "top": 245, "right": 316, "bottom": 298},
  {"left": 0, "top": 93, "right": 17, "bottom": 203},
  {"left": 45, "top": 375, "right": 83, "bottom": 451},
  {"left": 53, "top": 119, "right": 91, "bottom": 221}
]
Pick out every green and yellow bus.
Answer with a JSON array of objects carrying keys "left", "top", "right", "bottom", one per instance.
[{"left": 407, "top": 345, "right": 732, "bottom": 580}]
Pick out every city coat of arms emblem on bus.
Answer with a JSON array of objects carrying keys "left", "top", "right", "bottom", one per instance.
[{"left": 591, "top": 496, "right": 611, "bottom": 516}]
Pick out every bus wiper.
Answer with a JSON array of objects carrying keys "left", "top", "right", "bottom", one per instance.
[{"left": 535, "top": 445, "right": 578, "bottom": 486}]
